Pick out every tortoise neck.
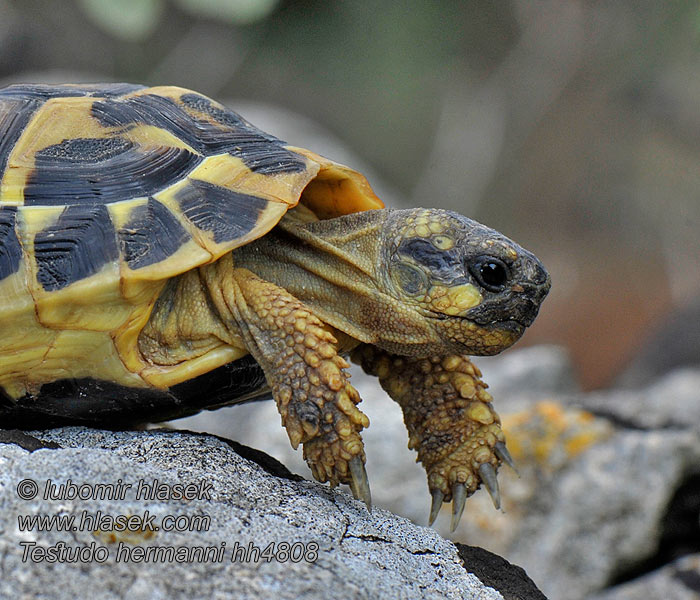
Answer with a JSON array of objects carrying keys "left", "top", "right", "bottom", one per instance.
[{"left": 232, "top": 208, "right": 390, "bottom": 344}]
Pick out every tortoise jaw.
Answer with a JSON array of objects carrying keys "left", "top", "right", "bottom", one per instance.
[
  {"left": 471, "top": 314, "right": 531, "bottom": 331},
  {"left": 423, "top": 314, "right": 523, "bottom": 357},
  {"left": 470, "top": 320, "right": 524, "bottom": 355},
  {"left": 487, "top": 318, "right": 526, "bottom": 335}
]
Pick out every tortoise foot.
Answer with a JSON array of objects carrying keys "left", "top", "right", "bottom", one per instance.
[{"left": 353, "top": 346, "right": 508, "bottom": 529}]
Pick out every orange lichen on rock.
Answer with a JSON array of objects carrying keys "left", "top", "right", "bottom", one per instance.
[{"left": 501, "top": 400, "right": 611, "bottom": 471}]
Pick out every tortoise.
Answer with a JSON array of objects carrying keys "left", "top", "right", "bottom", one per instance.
[{"left": 0, "top": 83, "right": 550, "bottom": 530}]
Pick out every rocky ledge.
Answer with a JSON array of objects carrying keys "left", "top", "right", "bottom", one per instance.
[{"left": 0, "top": 427, "right": 544, "bottom": 600}]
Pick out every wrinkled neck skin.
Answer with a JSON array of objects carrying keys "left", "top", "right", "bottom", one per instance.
[{"left": 232, "top": 208, "right": 446, "bottom": 357}]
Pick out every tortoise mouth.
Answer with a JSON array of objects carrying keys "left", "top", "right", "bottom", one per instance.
[
  {"left": 431, "top": 311, "right": 527, "bottom": 333},
  {"left": 480, "top": 318, "right": 526, "bottom": 335},
  {"left": 464, "top": 295, "right": 542, "bottom": 329},
  {"left": 471, "top": 319, "right": 525, "bottom": 355},
  {"left": 427, "top": 311, "right": 525, "bottom": 355}
]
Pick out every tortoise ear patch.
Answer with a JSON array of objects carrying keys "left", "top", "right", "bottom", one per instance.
[
  {"left": 175, "top": 178, "right": 269, "bottom": 244},
  {"left": 398, "top": 237, "right": 460, "bottom": 275},
  {"left": 34, "top": 204, "right": 118, "bottom": 291},
  {"left": 24, "top": 142, "right": 202, "bottom": 206},
  {"left": 0, "top": 206, "right": 21, "bottom": 280},
  {"left": 119, "top": 198, "right": 190, "bottom": 270}
]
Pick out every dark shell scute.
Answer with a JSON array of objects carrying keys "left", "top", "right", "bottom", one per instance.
[
  {"left": 180, "top": 93, "right": 251, "bottom": 131},
  {"left": 91, "top": 94, "right": 202, "bottom": 148},
  {"left": 35, "top": 137, "right": 134, "bottom": 163},
  {"left": 179, "top": 93, "right": 308, "bottom": 174},
  {"left": 119, "top": 197, "right": 190, "bottom": 269},
  {"left": 175, "top": 178, "right": 269, "bottom": 244},
  {"left": 0, "top": 83, "right": 146, "bottom": 100},
  {"left": 231, "top": 141, "right": 307, "bottom": 175},
  {"left": 34, "top": 204, "right": 119, "bottom": 291},
  {"left": 24, "top": 143, "right": 203, "bottom": 206},
  {"left": 0, "top": 97, "right": 43, "bottom": 177},
  {"left": 0, "top": 206, "right": 21, "bottom": 280},
  {"left": 91, "top": 94, "right": 306, "bottom": 175}
]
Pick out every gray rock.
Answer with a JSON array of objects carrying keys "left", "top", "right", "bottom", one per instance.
[
  {"left": 587, "top": 554, "right": 700, "bottom": 600},
  {"left": 506, "top": 426, "right": 700, "bottom": 600},
  {"left": 474, "top": 344, "right": 580, "bottom": 403},
  {"left": 573, "top": 368, "right": 700, "bottom": 431},
  {"left": 0, "top": 427, "right": 524, "bottom": 600},
  {"left": 470, "top": 367, "right": 700, "bottom": 600}
]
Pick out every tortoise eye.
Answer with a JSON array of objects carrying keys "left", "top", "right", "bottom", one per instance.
[{"left": 468, "top": 256, "right": 509, "bottom": 292}]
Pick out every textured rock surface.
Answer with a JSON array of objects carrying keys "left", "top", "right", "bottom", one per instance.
[
  {"left": 0, "top": 427, "right": 546, "bottom": 600},
  {"left": 471, "top": 361, "right": 700, "bottom": 600},
  {"left": 575, "top": 368, "right": 700, "bottom": 431},
  {"left": 588, "top": 554, "right": 700, "bottom": 600},
  {"left": 505, "top": 423, "right": 700, "bottom": 599}
]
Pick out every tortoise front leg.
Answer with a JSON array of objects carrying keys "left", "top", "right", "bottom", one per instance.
[
  {"left": 352, "top": 345, "right": 514, "bottom": 530},
  {"left": 228, "top": 267, "right": 372, "bottom": 507}
]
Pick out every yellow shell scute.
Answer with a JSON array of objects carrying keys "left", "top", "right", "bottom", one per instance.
[
  {"left": 289, "top": 146, "right": 384, "bottom": 218},
  {"left": 153, "top": 153, "right": 312, "bottom": 261},
  {"left": 0, "top": 97, "right": 115, "bottom": 205},
  {"left": 34, "top": 268, "right": 131, "bottom": 331},
  {"left": 141, "top": 345, "right": 248, "bottom": 389}
]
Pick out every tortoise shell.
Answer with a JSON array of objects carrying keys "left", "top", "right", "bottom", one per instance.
[{"left": 0, "top": 83, "right": 382, "bottom": 426}]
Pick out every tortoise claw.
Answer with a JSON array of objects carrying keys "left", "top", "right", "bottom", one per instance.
[
  {"left": 348, "top": 456, "right": 372, "bottom": 512},
  {"left": 494, "top": 441, "right": 518, "bottom": 475},
  {"left": 479, "top": 463, "right": 501, "bottom": 510},
  {"left": 428, "top": 489, "right": 444, "bottom": 526},
  {"left": 450, "top": 483, "right": 467, "bottom": 532}
]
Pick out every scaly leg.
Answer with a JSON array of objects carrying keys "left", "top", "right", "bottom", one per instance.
[
  {"left": 352, "top": 345, "right": 514, "bottom": 530},
  {"left": 228, "top": 268, "right": 371, "bottom": 507}
]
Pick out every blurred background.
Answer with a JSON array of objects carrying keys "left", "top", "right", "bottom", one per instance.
[
  {"left": 2, "top": 2, "right": 698, "bottom": 598},
  {"left": 1, "top": 0, "right": 698, "bottom": 389}
]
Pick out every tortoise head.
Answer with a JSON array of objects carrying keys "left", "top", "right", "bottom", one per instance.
[{"left": 381, "top": 208, "right": 550, "bottom": 356}]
